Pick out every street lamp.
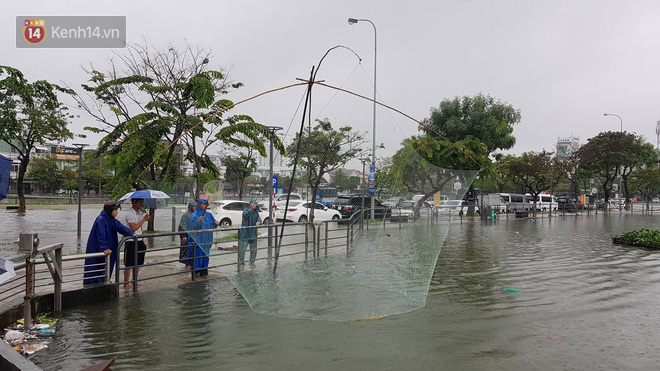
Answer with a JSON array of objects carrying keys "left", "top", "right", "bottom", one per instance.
[
  {"left": 72, "top": 143, "right": 88, "bottom": 243},
  {"left": 348, "top": 17, "right": 377, "bottom": 220},
  {"left": 603, "top": 113, "right": 623, "bottom": 208},
  {"left": 603, "top": 113, "right": 623, "bottom": 132}
]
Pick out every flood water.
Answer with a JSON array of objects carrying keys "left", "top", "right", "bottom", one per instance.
[
  {"left": 0, "top": 205, "right": 180, "bottom": 257},
  {"left": 27, "top": 213, "right": 660, "bottom": 370}
]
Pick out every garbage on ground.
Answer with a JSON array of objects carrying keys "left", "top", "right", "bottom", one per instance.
[{"left": 2, "top": 313, "right": 58, "bottom": 357}]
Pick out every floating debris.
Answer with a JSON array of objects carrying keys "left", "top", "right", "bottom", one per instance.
[
  {"left": 2, "top": 313, "right": 57, "bottom": 357},
  {"left": 502, "top": 288, "right": 520, "bottom": 293}
]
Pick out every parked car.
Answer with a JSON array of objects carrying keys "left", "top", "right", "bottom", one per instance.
[
  {"left": 653, "top": 197, "right": 660, "bottom": 203},
  {"left": 331, "top": 194, "right": 392, "bottom": 220},
  {"left": 438, "top": 200, "right": 479, "bottom": 216},
  {"left": 396, "top": 200, "right": 434, "bottom": 217},
  {"left": 212, "top": 200, "right": 271, "bottom": 227},
  {"left": 556, "top": 197, "right": 577, "bottom": 212},
  {"left": 274, "top": 193, "right": 303, "bottom": 208},
  {"left": 275, "top": 201, "right": 341, "bottom": 222}
]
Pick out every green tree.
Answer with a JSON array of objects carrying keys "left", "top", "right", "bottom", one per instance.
[
  {"left": 223, "top": 154, "right": 256, "bottom": 201},
  {"left": 287, "top": 118, "right": 367, "bottom": 220},
  {"left": 71, "top": 42, "right": 273, "bottom": 228},
  {"left": 26, "top": 155, "right": 60, "bottom": 192},
  {"left": 629, "top": 167, "right": 660, "bottom": 206},
  {"left": 391, "top": 94, "right": 520, "bottom": 214},
  {"left": 332, "top": 169, "right": 348, "bottom": 191},
  {"left": 502, "top": 151, "right": 565, "bottom": 212},
  {"left": 577, "top": 131, "right": 657, "bottom": 206},
  {"left": 0, "top": 66, "right": 72, "bottom": 212}
]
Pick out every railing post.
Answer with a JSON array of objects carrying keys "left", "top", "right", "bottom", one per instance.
[
  {"left": 132, "top": 237, "right": 138, "bottom": 293},
  {"left": 304, "top": 223, "right": 309, "bottom": 260},
  {"left": 105, "top": 253, "right": 111, "bottom": 284},
  {"left": 54, "top": 247, "right": 62, "bottom": 312},
  {"left": 23, "top": 257, "right": 33, "bottom": 331}
]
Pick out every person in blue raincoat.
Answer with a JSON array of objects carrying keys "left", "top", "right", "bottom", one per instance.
[
  {"left": 187, "top": 198, "right": 219, "bottom": 276},
  {"left": 83, "top": 202, "right": 135, "bottom": 285},
  {"left": 239, "top": 199, "right": 262, "bottom": 265}
]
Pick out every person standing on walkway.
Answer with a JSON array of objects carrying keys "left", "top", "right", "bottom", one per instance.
[
  {"left": 187, "top": 198, "right": 219, "bottom": 276},
  {"left": 239, "top": 199, "right": 261, "bottom": 265},
  {"left": 83, "top": 202, "right": 135, "bottom": 285},
  {"left": 178, "top": 202, "right": 195, "bottom": 269},
  {"left": 124, "top": 198, "right": 150, "bottom": 287}
]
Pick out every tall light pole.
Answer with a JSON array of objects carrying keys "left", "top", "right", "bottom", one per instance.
[
  {"left": 603, "top": 112, "right": 623, "bottom": 132},
  {"left": 72, "top": 143, "right": 88, "bottom": 243},
  {"left": 348, "top": 17, "right": 377, "bottom": 220},
  {"left": 603, "top": 113, "right": 623, "bottom": 208},
  {"left": 266, "top": 126, "right": 282, "bottom": 258},
  {"left": 655, "top": 120, "right": 660, "bottom": 150}
]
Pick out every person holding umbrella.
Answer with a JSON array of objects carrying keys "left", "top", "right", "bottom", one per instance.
[
  {"left": 187, "top": 198, "right": 219, "bottom": 276},
  {"left": 124, "top": 198, "right": 151, "bottom": 287},
  {"left": 83, "top": 202, "right": 135, "bottom": 285}
]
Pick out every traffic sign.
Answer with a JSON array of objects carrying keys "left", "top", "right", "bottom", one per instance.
[{"left": 272, "top": 176, "right": 278, "bottom": 189}]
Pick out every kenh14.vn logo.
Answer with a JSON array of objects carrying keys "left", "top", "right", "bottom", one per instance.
[{"left": 23, "top": 20, "right": 46, "bottom": 44}]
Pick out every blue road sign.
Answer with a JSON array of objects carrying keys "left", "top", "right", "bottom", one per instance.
[{"left": 273, "top": 176, "right": 278, "bottom": 189}]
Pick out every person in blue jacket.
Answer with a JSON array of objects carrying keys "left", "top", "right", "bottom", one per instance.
[
  {"left": 239, "top": 199, "right": 262, "bottom": 265},
  {"left": 83, "top": 202, "right": 135, "bottom": 286},
  {"left": 187, "top": 198, "right": 219, "bottom": 276}
]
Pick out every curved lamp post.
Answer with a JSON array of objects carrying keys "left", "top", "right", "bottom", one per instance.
[
  {"left": 348, "top": 17, "right": 377, "bottom": 219},
  {"left": 603, "top": 113, "right": 623, "bottom": 208},
  {"left": 603, "top": 112, "right": 623, "bottom": 132}
]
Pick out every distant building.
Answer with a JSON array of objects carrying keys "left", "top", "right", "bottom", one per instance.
[{"left": 556, "top": 135, "right": 580, "bottom": 158}]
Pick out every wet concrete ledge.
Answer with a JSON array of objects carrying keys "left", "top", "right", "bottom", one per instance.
[{"left": 0, "top": 284, "right": 119, "bottom": 370}]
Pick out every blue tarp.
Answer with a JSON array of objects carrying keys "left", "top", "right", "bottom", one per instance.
[{"left": 0, "top": 154, "right": 11, "bottom": 201}]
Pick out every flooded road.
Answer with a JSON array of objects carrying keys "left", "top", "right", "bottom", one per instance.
[
  {"left": 0, "top": 205, "right": 179, "bottom": 257},
  {"left": 24, "top": 213, "right": 660, "bottom": 370}
]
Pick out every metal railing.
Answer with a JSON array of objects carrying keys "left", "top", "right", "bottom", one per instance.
[{"left": 0, "top": 242, "right": 112, "bottom": 328}]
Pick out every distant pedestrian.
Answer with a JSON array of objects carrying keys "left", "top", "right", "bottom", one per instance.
[
  {"left": 239, "top": 199, "right": 261, "bottom": 265},
  {"left": 178, "top": 202, "right": 196, "bottom": 269},
  {"left": 83, "top": 202, "right": 134, "bottom": 286},
  {"left": 187, "top": 198, "right": 219, "bottom": 276},
  {"left": 124, "top": 198, "right": 150, "bottom": 287}
]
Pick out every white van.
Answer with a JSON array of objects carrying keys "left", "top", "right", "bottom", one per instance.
[
  {"left": 497, "top": 193, "right": 531, "bottom": 213},
  {"left": 527, "top": 193, "right": 557, "bottom": 211}
]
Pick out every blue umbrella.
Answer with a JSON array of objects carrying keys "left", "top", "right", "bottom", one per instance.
[
  {"left": 118, "top": 189, "right": 170, "bottom": 209},
  {"left": 0, "top": 154, "right": 11, "bottom": 201},
  {"left": 0, "top": 258, "right": 16, "bottom": 284}
]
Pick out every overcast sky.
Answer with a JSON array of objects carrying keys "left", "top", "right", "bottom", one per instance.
[{"left": 4, "top": 0, "right": 660, "bottom": 168}]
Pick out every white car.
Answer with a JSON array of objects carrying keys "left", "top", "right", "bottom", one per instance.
[
  {"left": 274, "top": 193, "right": 303, "bottom": 208},
  {"left": 212, "top": 200, "right": 271, "bottom": 227},
  {"left": 438, "top": 200, "right": 480, "bottom": 216},
  {"left": 275, "top": 200, "right": 341, "bottom": 223}
]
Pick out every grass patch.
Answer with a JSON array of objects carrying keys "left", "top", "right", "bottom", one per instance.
[{"left": 612, "top": 229, "right": 660, "bottom": 249}]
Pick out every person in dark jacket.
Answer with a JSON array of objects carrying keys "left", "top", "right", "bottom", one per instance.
[
  {"left": 239, "top": 199, "right": 262, "bottom": 265},
  {"left": 83, "top": 202, "right": 135, "bottom": 285},
  {"left": 178, "top": 202, "right": 196, "bottom": 269}
]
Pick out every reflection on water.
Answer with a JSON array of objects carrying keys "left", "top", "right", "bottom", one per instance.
[{"left": 31, "top": 214, "right": 660, "bottom": 370}]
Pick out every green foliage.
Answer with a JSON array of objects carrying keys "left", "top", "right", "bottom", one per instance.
[
  {"left": 26, "top": 155, "right": 60, "bottom": 189},
  {"left": 613, "top": 229, "right": 660, "bottom": 249},
  {"left": 287, "top": 118, "right": 367, "bottom": 218},
  {"left": 577, "top": 131, "right": 657, "bottom": 203},
  {"left": 629, "top": 168, "right": 660, "bottom": 201},
  {"left": 0, "top": 65, "right": 73, "bottom": 212},
  {"left": 501, "top": 151, "right": 564, "bottom": 198},
  {"left": 71, "top": 42, "right": 275, "bottom": 200}
]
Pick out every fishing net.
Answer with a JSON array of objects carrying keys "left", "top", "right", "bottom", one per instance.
[{"left": 222, "top": 142, "right": 479, "bottom": 321}]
